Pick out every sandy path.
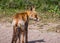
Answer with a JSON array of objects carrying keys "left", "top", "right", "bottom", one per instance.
[{"left": 0, "top": 22, "right": 60, "bottom": 43}]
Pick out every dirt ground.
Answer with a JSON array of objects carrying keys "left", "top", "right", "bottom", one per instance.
[{"left": 0, "top": 21, "right": 60, "bottom": 43}]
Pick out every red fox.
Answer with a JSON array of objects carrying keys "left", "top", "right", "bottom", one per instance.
[{"left": 11, "top": 6, "right": 39, "bottom": 43}]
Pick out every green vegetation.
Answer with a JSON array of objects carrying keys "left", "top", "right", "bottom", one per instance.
[{"left": 0, "top": 0, "right": 60, "bottom": 22}]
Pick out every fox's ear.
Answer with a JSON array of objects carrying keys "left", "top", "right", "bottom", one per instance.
[
  {"left": 26, "top": 5, "right": 36, "bottom": 11},
  {"left": 32, "top": 7, "right": 35, "bottom": 11},
  {"left": 30, "top": 5, "right": 36, "bottom": 11}
]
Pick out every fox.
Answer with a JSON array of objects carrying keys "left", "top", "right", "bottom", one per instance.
[{"left": 11, "top": 6, "right": 39, "bottom": 43}]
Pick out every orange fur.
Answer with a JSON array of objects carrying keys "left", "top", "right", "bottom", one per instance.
[{"left": 11, "top": 6, "right": 39, "bottom": 43}]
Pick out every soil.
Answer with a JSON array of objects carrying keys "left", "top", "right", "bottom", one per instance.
[{"left": 0, "top": 21, "right": 60, "bottom": 43}]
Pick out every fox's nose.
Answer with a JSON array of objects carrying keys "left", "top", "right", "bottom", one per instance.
[
  {"left": 36, "top": 18, "right": 40, "bottom": 22},
  {"left": 35, "top": 18, "right": 40, "bottom": 22}
]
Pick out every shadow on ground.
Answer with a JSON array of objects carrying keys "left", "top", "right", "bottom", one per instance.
[{"left": 28, "top": 39, "right": 45, "bottom": 43}]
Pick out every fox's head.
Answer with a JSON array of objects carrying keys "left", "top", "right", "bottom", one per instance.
[{"left": 26, "top": 6, "right": 39, "bottom": 21}]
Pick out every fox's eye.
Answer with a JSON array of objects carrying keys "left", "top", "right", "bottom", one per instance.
[{"left": 35, "top": 15, "right": 37, "bottom": 18}]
